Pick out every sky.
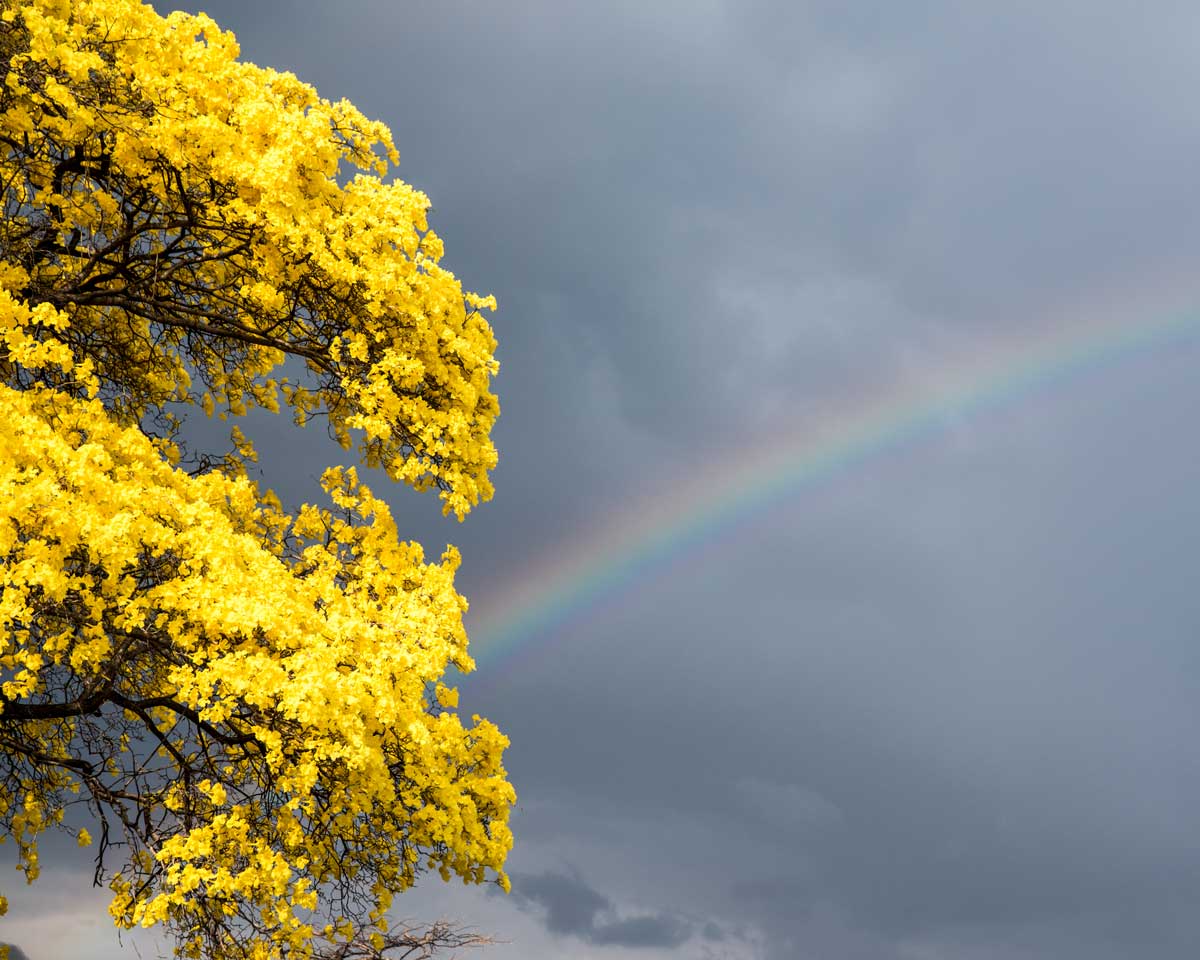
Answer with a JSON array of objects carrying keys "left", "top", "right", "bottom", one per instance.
[{"left": 7, "top": 2, "right": 1200, "bottom": 959}]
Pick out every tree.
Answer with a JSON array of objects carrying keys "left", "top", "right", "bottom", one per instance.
[{"left": 0, "top": 2, "right": 514, "bottom": 958}]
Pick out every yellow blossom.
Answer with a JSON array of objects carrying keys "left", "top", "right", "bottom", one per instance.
[{"left": 0, "top": 2, "right": 513, "bottom": 958}]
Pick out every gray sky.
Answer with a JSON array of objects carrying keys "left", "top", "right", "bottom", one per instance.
[{"left": 9, "top": 2, "right": 1200, "bottom": 958}]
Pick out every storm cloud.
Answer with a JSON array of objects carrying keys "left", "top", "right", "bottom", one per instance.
[{"left": 510, "top": 870, "right": 693, "bottom": 949}]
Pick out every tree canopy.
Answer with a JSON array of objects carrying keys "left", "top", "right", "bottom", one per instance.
[{"left": 0, "top": 1, "right": 513, "bottom": 957}]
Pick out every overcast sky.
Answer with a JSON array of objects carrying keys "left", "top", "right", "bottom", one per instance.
[{"left": 9, "top": 3, "right": 1200, "bottom": 959}]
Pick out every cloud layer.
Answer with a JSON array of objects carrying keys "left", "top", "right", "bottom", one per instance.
[{"left": 510, "top": 870, "right": 694, "bottom": 949}]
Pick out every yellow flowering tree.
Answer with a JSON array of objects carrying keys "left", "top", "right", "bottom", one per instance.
[{"left": 0, "top": 1, "right": 513, "bottom": 958}]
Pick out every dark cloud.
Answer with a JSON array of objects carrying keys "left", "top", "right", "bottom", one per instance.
[
  {"left": 510, "top": 870, "right": 610, "bottom": 938},
  {"left": 510, "top": 870, "right": 692, "bottom": 949}
]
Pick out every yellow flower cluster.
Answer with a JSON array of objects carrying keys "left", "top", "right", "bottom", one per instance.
[
  {"left": 1, "top": 0, "right": 499, "bottom": 517},
  {"left": 0, "top": 1, "right": 513, "bottom": 957}
]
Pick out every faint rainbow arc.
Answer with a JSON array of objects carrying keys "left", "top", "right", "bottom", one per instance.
[{"left": 466, "top": 302, "right": 1200, "bottom": 673}]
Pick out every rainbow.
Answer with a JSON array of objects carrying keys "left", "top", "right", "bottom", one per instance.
[{"left": 466, "top": 281, "right": 1200, "bottom": 675}]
